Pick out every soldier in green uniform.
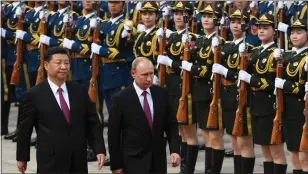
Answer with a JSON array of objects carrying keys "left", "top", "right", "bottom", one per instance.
[
  {"left": 277, "top": 19, "right": 308, "bottom": 174},
  {"left": 156, "top": 2, "right": 199, "bottom": 173},
  {"left": 212, "top": 9, "right": 255, "bottom": 174},
  {"left": 239, "top": 13, "right": 287, "bottom": 174}
]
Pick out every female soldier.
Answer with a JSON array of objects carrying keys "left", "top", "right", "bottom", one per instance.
[
  {"left": 276, "top": 19, "right": 308, "bottom": 174},
  {"left": 211, "top": 9, "right": 255, "bottom": 174},
  {"left": 239, "top": 13, "right": 288, "bottom": 174},
  {"left": 156, "top": 1, "right": 199, "bottom": 173}
]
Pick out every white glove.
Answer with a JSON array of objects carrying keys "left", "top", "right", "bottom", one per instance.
[
  {"left": 220, "top": 17, "right": 225, "bottom": 25},
  {"left": 165, "top": 29, "right": 173, "bottom": 38},
  {"left": 305, "top": 82, "right": 308, "bottom": 92},
  {"left": 153, "top": 75, "right": 159, "bottom": 85},
  {"left": 239, "top": 70, "right": 252, "bottom": 84},
  {"left": 91, "top": 43, "right": 102, "bottom": 55},
  {"left": 137, "top": 24, "right": 145, "bottom": 32},
  {"left": 16, "top": 30, "right": 26, "bottom": 40},
  {"left": 226, "top": 1, "right": 232, "bottom": 5},
  {"left": 63, "top": 14, "right": 71, "bottom": 23},
  {"left": 212, "top": 63, "right": 228, "bottom": 77},
  {"left": 63, "top": 38, "right": 74, "bottom": 50},
  {"left": 90, "top": 18, "right": 98, "bottom": 29},
  {"left": 162, "top": 7, "right": 169, "bottom": 18},
  {"left": 136, "top": 2, "right": 142, "bottom": 11},
  {"left": 121, "top": 24, "right": 131, "bottom": 38},
  {"left": 1, "top": 28, "right": 6, "bottom": 38},
  {"left": 181, "top": 61, "right": 192, "bottom": 72},
  {"left": 157, "top": 55, "right": 173, "bottom": 67},
  {"left": 239, "top": 43, "right": 246, "bottom": 54},
  {"left": 305, "top": 56, "right": 308, "bottom": 71},
  {"left": 15, "top": 6, "right": 22, "bottom": 17},
  {"left": 274, "top": 48, "right": 282, "bottom": 59},
  {"left": 39, "top": 34, "right": 51, "bottom": 45},
  {"left": 278, "top": 22, "right": 289, "bottom": 33},
  {"left": 275, "top": 78, "right": 286, "bottom": 89},
  {"left": 211, "top": 37, "right": 219, "bottom": 53},
  {"left": 39, "top": 10, "right": 49, "bottom": 21},
  {"left": 156, "top": 28, "right": 164, "bottom": 38},
  {"left": 278, "top": 1, "right": 284, "bottom": 9},
  {"left": 181, "top": 34, "right": 191, "bottom": 43},
  {"left": 249, "top": 1, "right": 256, "bottom": 9}
]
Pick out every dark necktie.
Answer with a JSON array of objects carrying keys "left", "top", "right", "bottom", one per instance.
[
  {"left": 58, "top": 88, "right": 70, "bottom": 123},
  {"left": 142, "top": 91, "right": 152, "bottom": 128}
]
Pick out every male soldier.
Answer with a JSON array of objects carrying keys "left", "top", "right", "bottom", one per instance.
[{"left": 91, "top": 1, "right": 136, "bottom": 115}]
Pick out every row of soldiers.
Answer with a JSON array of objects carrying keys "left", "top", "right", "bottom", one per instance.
[{"left": 1, "top": 1, "right": 308, "bottom": 174}]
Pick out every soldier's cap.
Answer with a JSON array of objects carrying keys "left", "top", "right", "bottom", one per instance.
[
  {"left": 229, "top": 8, "right": 249, "bottom": 23},
  {"left": 256, "top": 13, "right": 274, "bottom": 26},
  {"left": 140, "top": 2, "right": 159, "bottom": 12},
  {"left": 199, "top": 4, "right": 222, "bottom": 19},
  {"left": 171, "top": 1, "right": 194, "bottom": 14},
  {"left": 291, "top": 19, "right": 307, "bottom": 31}
]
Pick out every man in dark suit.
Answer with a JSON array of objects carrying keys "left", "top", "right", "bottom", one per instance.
[
  {"left": 108, "top": 57, "right": 181, "bottom": 174},
  {"left": 16, "top": 47, "right": 106, "bottom": 173}
]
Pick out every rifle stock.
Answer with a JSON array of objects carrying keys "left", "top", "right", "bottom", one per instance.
[
  {"left": 158, "top": 17, "right": 168, "bottom": 87},
  {"left": 10, "top": 14, "right": 24, "bottom": 85},
  {"left": 36, "top": 12, "right": 47, "bottom": 85}
]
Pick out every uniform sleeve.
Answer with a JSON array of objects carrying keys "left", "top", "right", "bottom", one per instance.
[
  {"left": 22, "top": 32, "right": 40, "bottom": 45},
  {"left": 4, "top": 30, "right": 15, "bottom": 40}
]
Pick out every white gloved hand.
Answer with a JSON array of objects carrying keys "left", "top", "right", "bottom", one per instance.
[
  {"left": 239, "top": 70, "right": 252, "bottom": 84},
  {"left": 239, "top": 43, "right": 246, "bottom": 54},
  {"left": 274, "top": 48, "right": 282, "bottom": 60},
  {"left": 157, "top": 55, "right": 173, "bottom": 67},
  {"left": 249, "top": 1, "right": 256, "bottom": 9},
  {"left": 136, "top": 2, "right": 142, "bottom": 11},
  {"left": 137, "top": 24, "right": 146, "bottom": 32},
  {"left": 211, "top": 37, "right": 219, "bottom": 53},
  {"left": 220, "top": 17, "right": 225, "bottom": 25},
  {"left": 165, "top": 29, "right": 173, "bottom": 38},
  {"left": 278, "top": 22, "right": 289, "bottom": 33},
  {"left": 16, "top": 30, "right": 26, "bottom": 40},
  {"left": 275, "top": 78, "right": 286, "bottom": 89},
  {"left": 63, "top": 14, "right": 70, "bottom": 23},
  {"left": 162, "top": 7, "right": 169, "bottom": 18},
  {"left": 305, "top": 82, "right": 308, "bottom": 92},
  {"left": 63, "top": 38, "right": 75, "bottom": 50},
  {"left": 305, "top": 57, "right": 308, "bottom": 71},
  {"left": 226, "top": 1, "right": 232, "bottom": 5},
  {"left": 90, "top": 18, "right": 98, "bottom": 29},
  {"left": 153, "top": 75, "right": 159, "bottom": 85},
  {"left": 212, "top": 63, "right": 228, "bottom": 77},
  {"left": 181, "top": 34, "right": 191, "bottom": 43},
  {"left": 121, "top": 24, "right": 131, "bottom": 39},
  {"left": 1, "top": 28, "right": 6, "bottom": 38},
  {"left": 39, "top": 10, "right": 49, "bottom": 21},
  {"left": 278, "top": 1, "right": 284, "bottom": 9},
  {"left": 39, "top": 34, "right": 51, "bottom": 45},
  {"left": 156, "top": 28, "right": 164, "bottom": 38},
  {"left": 181, "top": 61, "right": 193, "bottom": 71},
  {"left": 91, "top": 43, "right": 102, "bottom": 55}
]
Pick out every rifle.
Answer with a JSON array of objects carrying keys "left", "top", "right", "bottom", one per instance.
[
  {"left": 220, "top": 5, "right": 227, "bottom": 40},
  {"left": 124, "top": 0, "right": 134, "bottom": 41},
  {"left": 35, "top": 10, "right": 47, "bottom": 85},
  {"left": 191, "top": 10, "right": 197, "bottom": 34},
  {"left": 158, "top": 4, "right": 169, "bottom": 87},
  {"left": 271, "top": 2, "right": 284, "bottom": 145},
  {"left": 10, "top": 5, "right": 24, "bottom": 85},
  {"left": 232, "top": 7, "right": 248, "bottom": 136},
  {"left": 88, "top": 19, "right": 100, "bottom": 103},
  {"left": 251, "top": 1, "right": 258, "bottom": 17},
  {"left": 176, "top": 10, "right": 191, "bottom": 124},
  {"left": 207, "top": 3, "right": 223, "bottom": 129}
]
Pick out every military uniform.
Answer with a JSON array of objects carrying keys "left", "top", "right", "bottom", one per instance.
[{"left": 285, "top": 1, "right": 307, "bottom": 26}]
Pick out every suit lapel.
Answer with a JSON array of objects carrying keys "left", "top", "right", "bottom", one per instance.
[
  {"left": 66, "top": 81, "right": 76, "bottom": 125},
  {"left": 150, "top": 87, "right": 159, "bottom": 131}
]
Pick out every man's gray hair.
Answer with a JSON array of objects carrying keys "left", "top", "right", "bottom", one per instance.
[{"left": 131, "top": 57, "right": 153, "bottom": 70}]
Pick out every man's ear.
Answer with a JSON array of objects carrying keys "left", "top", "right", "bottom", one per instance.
[
  {"left": 44, "top": 61, "right": 49, "bottom": 71},
  {"left": 131, "top": 70, "right": 136, "bottom": 78}
]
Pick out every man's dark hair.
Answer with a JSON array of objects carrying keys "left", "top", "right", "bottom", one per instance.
[{"left": 44, "top": 47, "right": 70, "bottom": 62}]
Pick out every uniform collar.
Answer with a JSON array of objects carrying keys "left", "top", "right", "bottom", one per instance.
[
  {"left": 110, "top": 14, "right": 124, "bottom": 24},
  {"left": 296, "top": 46, "right": 308, "bottom": 55},
  {"left": 145, "top": 25, "right": 156, "bottom": 35},
  {"left": 58, "top": 6, "right": 69, "bottom": 16},
  {"left": 233, "top": 37, "right": 244, "bottom": 45},
  {"left": 12, "top": 2, "right": 20, "bottom": 9},
  {"left": 206, "top": 32, "right": 215, "bottom": 39},
  {"left": 261, "top": 41, "right": 275, "bottom": 52},
  {"left": 83, "top": 12, "right": 95, "bottom": 19},
  {"left": 177, "top": 28, "right": 185, "bottom": 34},
  {"left": 34, "top": 5, "right": 44, "bottom": 14}
]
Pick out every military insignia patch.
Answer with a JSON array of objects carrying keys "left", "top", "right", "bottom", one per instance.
[
  {"left": 83, "top": 25, "right": 88, "bottom": 30},
  {"left": 146, "top": 41, "right": 152, "bottom": 46},
  {"left": 207, "top": 59, "right": 213, "bottom": 64},
  {"left": 262, "top": 58, "right": 267, "bottom": 63},
  {"left": 251, "top": 25, "right": 258, "bottom": 35},
  {"left": 176, "top": 42, "right": 181, "bottom": 47},
  {"left": 293, "top": 62, "right": 298, "bottom": 67},
  {"left": 110, "top": 30, "right": 115, "bottom": 35}
]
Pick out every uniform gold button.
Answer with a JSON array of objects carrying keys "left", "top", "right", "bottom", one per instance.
[
  {"left": 208, "top": 81, "right": 211, "bottom": 84},
  {"left": 298, "top": 99, "right": 301, "bottom": 102},
  {"left": 268, "top": 95, "right": 271, "bottom": 98},
  {"left": 116, "top": 67, "right": 119, "bottom": 70}
]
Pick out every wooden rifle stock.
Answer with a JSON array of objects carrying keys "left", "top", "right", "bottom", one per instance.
[
  {"left": 191, "top": 16, "right": 197, "bottom": 34},
  {"left": 10, "top": 14, "right": 24, "bottom": 85},
  {"left": 207, "top": 43, "right": 222, "bottom": 128},
  {"left": 176, "top": 37, "right": 191, "bottom": 124},
  {"left": 88, "top": 19, "right": 100, "bottom": 102},
  {"left": 158, "top": 17, "right": 168, "bottom": 87},
  {"left": 35, "top": 13, "right": 47, "bottom": 85},
  {"left": 279, "top": 9, "right": 284, "bottom": 50},
  {"left": 251, "top": 5, "right": 258, "bottom": 17},
  {"left": 232, "top": 52, "right": 248, "bottom": 136}
]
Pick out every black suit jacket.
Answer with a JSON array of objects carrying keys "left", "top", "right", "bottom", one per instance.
[
  {"left": 108, "top": 84, "right": 180, "bottom": 174},
  {"left": 16, "top": 80, "right": 106, "bottom": 173}
]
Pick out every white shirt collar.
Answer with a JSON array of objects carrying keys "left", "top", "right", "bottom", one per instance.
[
  {"left": 177, "top": 28, "right": 185, "bottom": 34},
  {"left": 267, "top": 1, "right": 273, "bottom": 7},
  {"left": 110, "top": 14, "right": 124, "bottom": 24},
  {"left": 233, "top": 37, "right": 244, "bottom": 45},
  {"left": 298, "top": 1, "right": 304, "bottom": 5},
  {"left": 133, "top": 81, "right": 151, "bottom": 97},
  {"left": 47, "top": 78, "right": 68, "bottom": 96},
  {"left": 34, "top": 5, "right": 44, "bottom": 15},
  {"left": 83, "top": 12, "right": 95, "bottom": 19},
  {"left": 58, "top": 6, "right": 69, "bottom": 16},
  {"left": 12, "top": 2, "right": 20, "bottom": 9},
  {"left": 145, "top": 25, "right": 156, "bottom": 35},
  {"left": 296, "top": 46, "right": 308, "bottom": 55},
  {"left": 261, "top": 41, "right": 275, "bottom": 52},
  {"left": 206, "top": 32, "right": 216, "bottom": 39}
]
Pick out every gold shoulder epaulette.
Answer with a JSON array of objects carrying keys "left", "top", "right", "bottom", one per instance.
[
  {"left": 251, "top": 46, "right": 260, "bottom": 50},
  {"left": 267, "top": 47, "right": 275, "bottom": 51}
]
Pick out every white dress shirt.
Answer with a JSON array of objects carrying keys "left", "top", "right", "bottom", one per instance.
[
  {"left": 110, "top": 14, "right": 124, "bottom": 24},
  {"left": 145, "top": 25, "right": 156, "bottom": 36},
  {"left": 260, "top": 41, "right": 275, "bottom": 53},
  {"left": 34, "top": 5, "right": 44, "bottom": 16},
  {"left": 295, "top": 46, "right": 308, "bottom": 56},
  {"left": 133, "top": 82, "right": 154, "bottom": 119},
  {"left": 84, "top": 12, "right": 95, "bottom": 20},
  {"left": 48, "top": 78, "right": 70, "bottom": 110},
  {"left": 58, "top": 6, "right": 69, "bottom": 16}
]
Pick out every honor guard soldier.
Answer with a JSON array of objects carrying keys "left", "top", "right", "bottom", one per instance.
[
  {"left": 277, "top": 19, "right": 308, "bottom": 174},
  {"left": 212, "top": 8, "right": 255, "bottom": 174},
  {"left": 91, "top": 1, "right": 136, "bottom": 114},
  {"left": 39, "top": 1, "right": 78, "bottom": 48},
  {"left": 157, "top": 1, "right": 199, "bottom": 173},
  {"left": 239, "top": 13, "right": 287, "bottom": 174}
]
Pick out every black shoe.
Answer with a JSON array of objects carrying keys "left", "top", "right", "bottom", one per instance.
[
  {"left": 199, "top": 143, "right": 205, "bottom": 150},
  {"left": 87, "top": 148, "right": 97, "bottom": 162},
  {"left": 104, "top": 156, "right": 110, "bottom": 166},
  {"left": 12, "top": 136, "right": 18, "bottom": 142},
  {"left": 224, "top": 149, "right": 234, "bottom": 157},
  {"left": 4, "top": 130, "right": 17, "bottom": 140},
  {"left": 30, "top": 137, "right": 37, "bottom": 146}
]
